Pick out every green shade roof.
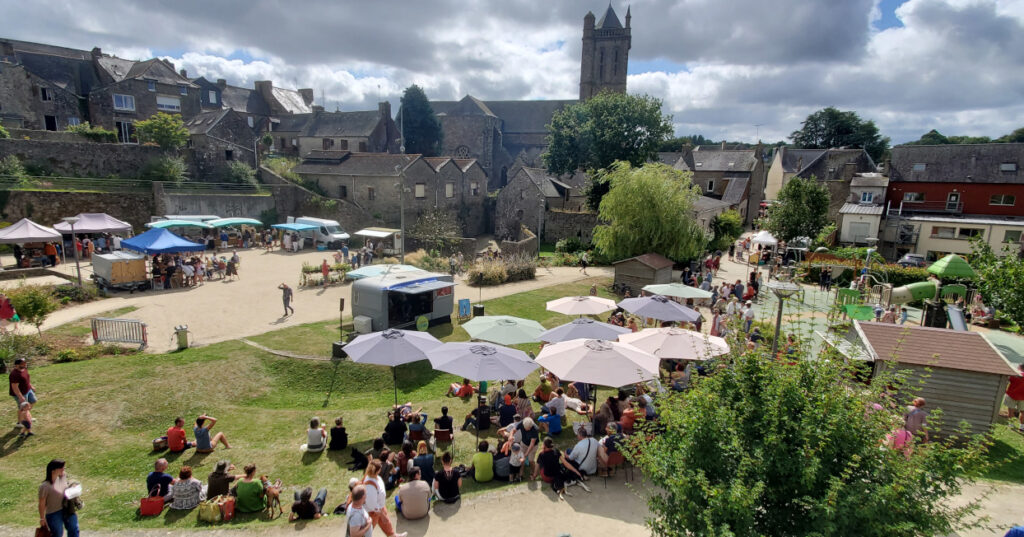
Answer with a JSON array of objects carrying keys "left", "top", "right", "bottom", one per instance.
[
  {"left": 206, "top": 217, "right": 263, "bottom": 228},
  {"left": 843, "top": 304, "right": 877, "bottom": 321},
  {"left": 145, "top": 220, "right": 211, "bottom": 229},
  {"left": 926, "top": 254, "right": 976, "bottom": 279}
]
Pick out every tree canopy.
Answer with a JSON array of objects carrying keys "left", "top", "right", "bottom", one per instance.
[
  {"left": 543, "top": 92, "right": 673, "bottom": 206},
  {"left": 903, "top": 126, "right": 1024, "bottom": 145},
  {"left": 592, "top": 162, "right": 706, "bottom": 261},
  {"left": 709, "top": 209, "right": 744, "bottom": 251},
  {"left": 766, "top": 176, "right": 830, "bottom": 241},
  {"left": 398, "top": 85, "right": 443, "bottom": 157},
  {"left": 628, "top": 347, "right": 989, "bottom": 537},
  {"left": 134, "top": 112, "right": 189, "bottom": 152},
  {"left": 969, "top": 236, "right": 1024, "bottom": 327},
  {"left": 790, "top": 107, "right": 890, "bottom": 161}
]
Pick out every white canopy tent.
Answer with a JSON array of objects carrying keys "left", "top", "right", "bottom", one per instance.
[
  {"left": 53, "top": 213, "right": 132, "bottom": 234},
  {"left": 0, "top": 218, "right": 62, "bottom": 244},
  {"left": 751, "top": 230, "right": 778, "bottom": 246}
]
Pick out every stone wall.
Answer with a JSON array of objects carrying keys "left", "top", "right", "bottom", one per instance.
[
  {"left": 542, "top": 209, "right": 598, "bottom": 244},
  {"left": 158, "top": 192, "right": 276, "bottom": 219},
  {"left": 7, "top": 128, "right": 92, "bottom": 144},
  {"left": 0, "top": 190, "right": 155, "bottom": 231},
  {"left": 405, "top": 236, "right": 477, "bottom": 259},
  {"left": 0, "top": 138, "right": 163, "bottom": 178},
  {"left": 499, "top": 226, "right": 537, "bottom": 257}
]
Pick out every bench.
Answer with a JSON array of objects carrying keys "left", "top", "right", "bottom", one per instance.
[{"left": 91, "top": 318, "right": 148, "bottom": 350}]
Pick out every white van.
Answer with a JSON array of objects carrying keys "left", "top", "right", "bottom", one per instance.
[{"left": 287, "top": 216, "right": 350, "bottom": 249}]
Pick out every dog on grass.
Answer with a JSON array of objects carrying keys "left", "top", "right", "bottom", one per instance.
[
  {"left": 260, "top": 475, "right": 283, "bottom": 517},
  {"left": 347, "top": 447, "right": 369, "bottom": 471}
]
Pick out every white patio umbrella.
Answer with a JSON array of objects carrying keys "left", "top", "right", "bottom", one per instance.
[
  {"left": 344, "top": 328, "right": 443, "bottom": 406},
  {"left": 618, "top": 295, "right": 700, "bottom": 323},
  {"left": 618, "top": 326, "right": 729, "bottom": 361},
  {"left": 535, "top": 339, "right": 660, "bottom": 388},
  {"left": 426, "top": 342, "right": 538, "bottom": 382},
  {"left": 539, "top": 318, "right": 632, "bottom": 343},
  {"left": 642, "top": 283, "right": 713, "bottom": 300},
  {"left": 546, "top": 295, "right": 618, "bottom": 316},
  {"left": 462, "top": 315, "right": 545, "bottom": 345}
]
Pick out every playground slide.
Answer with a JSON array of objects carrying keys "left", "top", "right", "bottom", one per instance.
[
  {"left": 888, "top": 281, "right": 937, "bottom": 305},
  {"left": 946, "top": 306, "right": 968, "bottom": 331}
]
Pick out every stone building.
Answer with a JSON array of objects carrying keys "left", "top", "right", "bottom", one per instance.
[
  {"left": 271, "top": 103, "right": 400, "bottom": 158},
  {"left": 184, "top": 109, "right": 258, "bottom": 180},
  {"left": 494, "top": 167, "right": 588, "bottom": 241},
  {"left": 0, "top": 39, "right": 97, "bottom": 130},
  {"left": 764, "top": 146, "right": 878, "bottom": 221},
  {"left": 664, "top": 144, "right": 767, "bottom": 224},
  {"left": 192, "top": 77, "right": 272, "bottom": 132},
  {"left": 292, "top": 151, "right": 488, "bottom": 237},
  {"left": 580, "top": 5, "right": 631, "bottom": 100}
]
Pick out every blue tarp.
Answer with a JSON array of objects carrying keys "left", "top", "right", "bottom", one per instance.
[
  {"left": 121, "top": 228, "right": 206, "bottom": 255},
  {"left": 271, "top": 223, "right": 317, "bottom": 231}
]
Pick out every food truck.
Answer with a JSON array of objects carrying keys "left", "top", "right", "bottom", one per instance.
[{"left": 351, "top": 271, "right": 455, "bottom": 332}]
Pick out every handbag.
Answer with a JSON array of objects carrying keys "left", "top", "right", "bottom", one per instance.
[
  {"left": 198, "top": 496, "right": 223, "bottom": 523},
  {"left": 140, "top": 488, "right": 163, "bottom": 516},
  {"left": 219, "top": 495, "right": 235, "bottom": 522},
  {"left": 36, "top": 526, "right": 50, "bottom": 537}
]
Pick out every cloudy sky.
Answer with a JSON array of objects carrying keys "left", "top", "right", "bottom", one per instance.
[{"left": 4, "top": 0, "right": 1024, "bottom": 144}]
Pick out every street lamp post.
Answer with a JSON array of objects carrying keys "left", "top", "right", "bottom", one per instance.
[
  {"left": 394, "top": 164, "right": 407, "bottom": 264},
  {"left": 767, "top": 279, "right": 801, "bottom": 357},
  {"left": 62, "top": 216, "right": 83, "bottom": 287}
]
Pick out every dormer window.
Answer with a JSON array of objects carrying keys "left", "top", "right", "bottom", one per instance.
[
  {"left": 147, "top": 80, "right": 156, "bottom": 92},
  {"left": 179, "top": 85, "right": 188, "bottom": 95},
  {"left": 860, "top": 192, "right": 874, "bottom": 203},
  {"left": 912, "top": 163, "right": 926, "bottom": 171}
]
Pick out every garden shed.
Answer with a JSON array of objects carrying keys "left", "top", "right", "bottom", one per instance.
[
  {"left": 854, "top": 321, "right": 1018, "bottom": 436},
  {"left": 613, "top": 253, "right": 674, "bottom": 292}
]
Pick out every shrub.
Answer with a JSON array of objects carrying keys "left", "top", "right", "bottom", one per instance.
[
  {"left": 66, "top": 121, "right": 117, "bottom": 143},
  {"left": 140, "top": 155, "right": 189, "bottom": 184},
  {"left": 799, "top": 263, "right": 931, "bottom": 289},
  {"left": 504, "top": 253, "right": 537, "bottom": 282},
  {"left": 0, "top": 124, "right": 9, "bottom": 139},
  {"left": 0, "top": 155, "right": 30, "bottom": 184},
  {"left": 54, "top": 349, "right": 79, "bottom": 363},
  {"left": 53, "top": 283, "right": 99, "bottom": 304},
  {"left": 7, "top": 284, "right": 59, "bottom": 334},
  {"left": 405, "top": 249, "right": 450, "bottom": 273},
  {"left": 555, "top": 237, "right": 588, "bottom": 253},
  {"left": 467, "top": 260, "right": 508, "bottom": 286},
  {"left": 223, "top": 160, "right": 258, "bottom": 186},
  {"left": 0, "top": 333, "right": 43, "bottom": 363}
]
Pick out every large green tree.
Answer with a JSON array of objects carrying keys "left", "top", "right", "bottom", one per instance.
[
  {"left": 134, "top": 112, "right": 189, "bottom": 152},
  {"left": 710, "top": 209, "right": 743, "bottom": 251},
  {"left": 969, "top": 236, "right": 1024, "bottom": 327},
  {"left": 543, "top": 92, "right": 673, "bottom": 207},
  {"left": 905, "top": 129, "right": 992, "bottom": 146},
  {"left": 766, "top": 176, "right": 830, "bottom": 241},
  {"left": 592, "top": 162, "right": 706, "bottom": 261},
  {"left": 790, "top": 107, "right": 890, "bottom": 161},
  {"left": 398, "top": 85, "right": 443, "bottom": 157},
  {"left": 628, "top": 348, "right": 989, "bottom": 537},
  {"left": 997, "top": 126, "right": 1024, "bottom": 143}
]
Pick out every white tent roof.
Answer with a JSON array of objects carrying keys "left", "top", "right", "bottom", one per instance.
[
  {"left": 53, "top": 213, "right": 132, "bottom": 234},
  {"left": 0, "top": 218, "right": 62, "bottom": 244},
  {"left": 751, "top": 230, "right": 778, "bottom": 246}
]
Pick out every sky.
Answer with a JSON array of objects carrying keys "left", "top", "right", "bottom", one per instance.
[{"left": 3, "top": 0, "right": 1024, "bottom": 144}]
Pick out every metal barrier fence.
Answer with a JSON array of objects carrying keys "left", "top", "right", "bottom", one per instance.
[{"left": 91, "top": 318, "right": 148, "bottom": 350}]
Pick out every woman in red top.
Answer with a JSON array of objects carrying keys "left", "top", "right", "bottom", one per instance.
[
  {"left": 321, "top": 259, "right": 330, "bottom": 287},
  {"left": 1006, "top": 364, "right": 1024, "bottom": 431}
]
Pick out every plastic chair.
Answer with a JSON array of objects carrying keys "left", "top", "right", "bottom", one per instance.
[
  {"left": 602, "top": 452, "right": 632, "bottom": 487},
  {"left": 434, "top": 428, "right": 454, "bottom": 458},
  {"left": 409, "top": 429, "right": 425, "bottom": 443}
]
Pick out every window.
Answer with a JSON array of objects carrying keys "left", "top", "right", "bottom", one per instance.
[
  {"left": 338, "top": 185, "right": 348, "bottom": 198},
  {"left": 247, "top": 116, "right": 254, "bottom": 128},
  {"left": 179, "top": 85, "right": 188, "bottom": 96},
  {"left": 414, "top": 183, "right": 425, "bottom": 198},
  {"left": 358, "top": 141, "right": 367, "bottom": 152},
  {"left": 1001, "top": 163, "right": 1017, "bottom": 172},
  {"left": 367, "top": 187, "right": 375, "bottom": 200},
  {"left": 156, "top": 96, "right": 181, "bottom": 112},
  {"left": 470, "top": 181, "right": 479, "bottom": 196},
  {"left": 1004, "top": 230, "right": 1022, "bottom": 243},
  {"left": 279, "top": 137, "right": 286, "bottom": 149},
  {"left": 912, "top": 163, "right": 926, "bottom": 171},
  {"left": 147, "top": 80, "right": 156, "bottom": 92},
  {"left": 209, "top": 90, "right": 218, "bottom": 104},
  {"left": 291, "top": 138, "right": 297, "bottom": 147},
  {"left": 323, "top": 138, "right": 334, "bottom": 150},
  {"left": 445, "top": 182, "right": 454, "bottom": 198},
  {"left": 903, "top": 192, "right": 925, "bottom": 202},
  {"left": 115, "top": 121, "right": 134, "bottom": 143},
  {"left": 338, "top": 139, "right": 349, "bottom": 150},
  {"left": 706, "top": 179, "right": 715, "bottom": 192},
  {"left": 112, "top": 94, "right": 135, "bottom": 111},
  {"left": 957, "top": 228, "right": 983, "bottom": 240},
  {"left": 44, "top": 116, "right": 57, "bottom": 131},
  {"left": 860, "top": 191, "right": 874, "bottom": 203},
  {"left": 931, "top": 226, "right": 955, "bottom": 239},
  {"left": 40, "top": 87, "right": 53, "bottom": 101},
  {"left": 990, "top": 194, "right": 1016, "bottom": 206},
  {"left": 67, "top": 117, "right": 80, "bottom": 126},
  {"left": 224, "top": 150, "right": 233, "bottom": 161}
]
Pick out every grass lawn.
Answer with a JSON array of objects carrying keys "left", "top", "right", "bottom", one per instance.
[
  {"left": 0, "top": 278, "right": 614, "bottom": 530},
  {"left": 538, "top": 242, "right": 557, "bottom": 258}
]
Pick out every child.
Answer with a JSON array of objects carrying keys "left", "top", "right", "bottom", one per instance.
[
  {"left": 508, "top": 442, "right": 525, "bottom": 482},
  {"left": 17, "top": 401, "right": 33, "bottom": 439}
]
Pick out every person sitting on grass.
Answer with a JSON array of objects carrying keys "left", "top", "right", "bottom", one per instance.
[
  {"left": 166, "top": 417, "right": 194, "bottom": 454},
  {"left": 235, "top": 464, "right": 266, "bottom": 513},
  {"left": 567, "top": 427, "right": 599, "bottom": 477},
  {"left": 365, "top": 437, "right": 386, "bottom": 460},
  {"left": 170, "top": 465, "right": 205, "bottom": 510},
  {"left": 514, "top": 389, "right": 534, "bottom": 419},
  {"left": 541, "top": 388, "right": 566, "bottom": 417},
  {"left": 406, "top": 412, "right": 431, "bottom": 442},
  {"left": 461, "top": 396, "right": 491, "bottom": 432},
  {"left": 433, "top": 451, "right": 462, "bottom": 504},
  {"left": 206, "top": 460, "right": 243, "bottom": 498},
  {"left": 303, "top": 417, "right": 327, "bottom": 452},
  {"left": 446, "top": 378, "right": 475, "bottom": 398},
  {"left": 532, "top": 373, "right": 555, "bottom": 403},
  {"left": 146, "top": 458, "right": 174, "bottom": 504},
  {"left": 383, "top": 411, "right": 407, "bottom": 445},
  {"left": 288, "top": 486, "right": 328, "bottom": 521},
  {"left": 329, "top": 417, "right": 348, "bottom": 450},
  {"left": 536, "top": 410, "right": 562, "bottom": 436},
  {"left": 193, "top": 415, "right": 231, "bottom": 453},
  {"left": 412, "top": 441, "right": 435, "bottom": 487},
  {"left": 393, "top": 402, "right": 421, "bottom": 420},
  {"left": 492, "top": 394, "right": 517, "bottom": 428},
  {"left": 468, "top": 440, "right": 494, "bottom": 483},
  {"left": 531, "top": 437, "right": 590, "bottom": 501},
  {"left": 396, "top": 467, "right": 430, "bottom": 520}
]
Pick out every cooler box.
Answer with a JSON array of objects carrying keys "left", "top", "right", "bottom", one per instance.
[{"left": 353, "top": 315, "right": 373, "bottom": 334}]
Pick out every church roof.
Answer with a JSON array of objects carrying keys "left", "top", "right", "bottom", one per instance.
[
  {"left": 443, "top": 95, "right": 496, "bottom": 117},
  {"left": 430, "top": 98, "right": 577, "bottom": 134},
  {"left": 596, "top": 5, "right": 623, "bottom": 29}
]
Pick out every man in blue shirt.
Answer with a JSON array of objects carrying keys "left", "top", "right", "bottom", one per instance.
[
  {"left": 536, "top": 412, "right": 562, "bottom": 436},
  {"left": 146, "top": 458, "right": 174, "bottom": 504}
]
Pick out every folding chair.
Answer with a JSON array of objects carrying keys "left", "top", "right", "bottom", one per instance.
[
  {"left": 602, "top": 452, "right": 633, "bottom": 487},
  {"left": 433, "top": 428, "right": 454, "bottom": 459}
]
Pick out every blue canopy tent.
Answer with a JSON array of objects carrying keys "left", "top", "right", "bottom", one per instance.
[
  {"left": 271, "top": 223, "right": 317, "bottom": 232},
  {"left": 121, "top": 228, "right": 206, "bottom": 255}
]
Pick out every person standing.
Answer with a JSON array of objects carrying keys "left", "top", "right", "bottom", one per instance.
[
  {"left": 9, "top": 358, "right": 35, "bottom": 422},
  {"left": 579, "top": 251, "right": 589, "bottom": 275},
  {"left": 321, "top": 259, "right": 331, "bottom": 287},
  {"left": 0, "top": 293, "right": 17, "bottom": 334},
  {"left": 39, "top": 459, "right": 79, "bottom": 537},
  {"left": 346, "top": 485, "right": 374, "bottom": 537},
  {"left": 362, "top": 460, "right": 407, "bottom": 537},
  {"left": 1005, "top": 364, "right": 1024, "bottom": 431},
  {"left": 279, "top": 283, "right": 295, "bottom": 316},
  {"left": 904, "top": 398, "right": 929, "bottom": 442},
  {"left": 342, "top": 243, "right": 350, "bottom": 263},
  {"left": 899, "top": 307, "right": 909, "bottom": 325}
]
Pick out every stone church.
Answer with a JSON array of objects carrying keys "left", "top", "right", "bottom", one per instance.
[{"left": 425, "top": 5, "right": 631, "bottom": 190}]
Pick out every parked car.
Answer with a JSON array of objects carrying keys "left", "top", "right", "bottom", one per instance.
[{"left": 897, "top": 253, "right": 928, "bottom": 268}]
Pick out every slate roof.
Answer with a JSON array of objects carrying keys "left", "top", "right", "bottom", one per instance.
[
  {"left": 272, "top": 87, "right": 312, "bottom": 114},
  {"left": 301, "top": 110, "right": 382, "bottom": 137},
  {"left": 2, "top": 38, "right": 100, "bottom": 95},
  {"left": 294, "top": 153, "right": 420, "bottom": 176},
  {"left": 613, "top": 253, "right": 674, "bottom": 270},
  {"left": 453, "top": 158, "right": 480, "bottom": 173},
  {"left": 838, "top": 202, "right": 884, "bottom": 215},
  {"left": 430, "top": 98, "right": 577, "bottom": 134},
  {"left": 721, "top": 176, "right": 749, "bottom": 205},
  {"left": 850, "top": 173, "right": 889, "bottom": 188},
  {"left": 693, "top": 196, "right": 731, "bottom": 213},
  {"left": 855, "top": 321, "right": 1018, "bottom": 377},
  {"left": 221, "top": 85, "right": 271, "bottom": 116},
  {"left": 890, "top": 144, "right": 1024, "bottom": 184},
  {"left": 441, "top": 95, "right": 496, "bottom": 117},
  {"left": 684, "top": 150, "right": 759, "bottom": 173},
  {"left": 657, "top": 152, "right": 684, "bottom": 166},
  {"left": 184, "top": 109, "right": 230, "bottom": 135},
  {"left": 273, "top": 113, "right": 313, "bottom": 133},
  {"left": 423, "top": 157, "right": 452, "bottom": 172},
  {"left": 521, "top": 167, "right": 562, "bottom": 198},
  {"left": 596, "top": 5, "right": 623, "bottom": 29},
  {"left": 778, "top": 148, "right": 828, "bottom": 173}
]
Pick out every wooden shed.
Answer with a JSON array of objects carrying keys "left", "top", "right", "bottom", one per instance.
[
  {"left": 854, "top": 321, "right": 1019, "bottom": 436},
  {"left": 612, "top": 253, "right": 674, "bottom": 292}
]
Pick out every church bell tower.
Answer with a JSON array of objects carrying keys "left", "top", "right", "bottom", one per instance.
[{"left": 579, "top": 4, "right": 631, "bottom": 100}]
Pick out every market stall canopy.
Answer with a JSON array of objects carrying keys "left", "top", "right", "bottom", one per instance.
[
  {"left": 271, "top": 223, "right": 317, "bottom": 232},
  {"left": 346, "top": 264, "right": 425, "bottom": 281},
  {"left": 462, "top": 315, "right": 545, "bottom": 345},
  {"left": 121, "top": 228, "right": 206, "bottom": 255},
  {"left": 354, "top": 227, "right": 400, "bottom": 239},
  {"left": 927, "top": 254, "right": 976, "bottom": 279},
  {"left": 751, "top": 230, "right": 778, "bottom": 246},
  {"left": 642, "top": 283, "right": 713, "bottom": 300},
  {"left": 206, "top": 218, "right": 264, "bottom": 228},
  {"left": 0, "top": 218, "right": 62, "bottom": 244},
  {"left": 145, "top": 219, "right": 212, "bottom": 230},
  {"left": 53, "top": 213, "right": 132, "bottom": 234}
]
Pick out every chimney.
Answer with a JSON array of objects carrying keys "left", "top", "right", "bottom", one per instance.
[
  {"left": 179, "top": 68, "right": 187, "bottom": 78},
  {"left": 796, "top": 156, "right": 804, "bottom": 171},
  {"left": 842, "top": 162, "right": 856, "bottom": 182},
  {"left": 216, "top": 78, "right": 226, "bottom": 89},
  {"left": 91, "top": 47, "right": 102, "bottom": 59},
  {"left": 583, "top": 11, "right": 595, "bottom": 33},
  {"left": 378, "top": 101, "right": 392, "bottom": 118},
  {"left": 254, "top": 80, "right": 273, "bottom": 101},
  {"left": 721, "top": 141, "right": 726, "bottom": 150},
  {"left": 298, "top": 88, "right": 314, "bottom": 106},
  {"left": 882, "top": 159, "right": 891, "bottom": 175}
]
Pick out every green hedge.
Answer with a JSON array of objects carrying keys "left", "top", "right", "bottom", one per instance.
[{"left": 799, "top": 263, "right": 931, "bottom": 288}]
